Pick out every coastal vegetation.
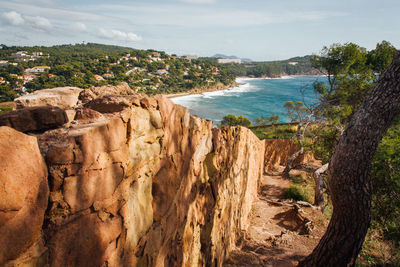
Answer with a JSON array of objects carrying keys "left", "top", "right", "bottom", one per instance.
[
  {"left": 219, "top": 114, "right": 252, "bottom": 127},
  {"left": 288, "top": 41, "right": 399, "bottom": 266},
  {"left": 218, "top": 55, "right": 318, "bottom": 77},
  {"left": 1, "top": 39, "right": 399, "bottom": 264},
  {"left": 0, "top": 43, "right": 236, "bottom": 102},
  {"left": 221, "top": 40, "right": 399, "bottom": 265}
]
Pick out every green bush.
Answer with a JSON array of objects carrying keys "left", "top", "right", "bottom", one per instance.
[
  {"left": 219, "top": 114, "right": 252, "bottom": 127},
  {"left": 283, "top": 185, "right": 306, "bottom": 202}
]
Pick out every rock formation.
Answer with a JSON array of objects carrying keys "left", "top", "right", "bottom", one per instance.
[
  {"left": 14, "top": 87, "right": 83, "bottom": 110},
  {"left": 0, "top": 127, "right": 49, "bottom": 265},
  {"left": 0, "top": 84, "right": 301, "bottom": 267},
  {"left": 0, "top": 106, "right": 67, "bottom": 132},
  {"left": 264, "top": 139, "right": 314, "bottom": 173}
]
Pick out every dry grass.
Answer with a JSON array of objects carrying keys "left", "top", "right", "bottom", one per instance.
[
  {"left": 357, "top": 229, "right": 400, "bottom": 266},
  {"left": 0, "top": 102, "right": 14, "bottom": 114}
]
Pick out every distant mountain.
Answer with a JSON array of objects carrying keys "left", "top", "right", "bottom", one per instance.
[
  {"left": 212, "top": 54, "right": 237, "bottom": 59},
  {"left": 212, "top": 54, "right": 253, "bottom": 63}
]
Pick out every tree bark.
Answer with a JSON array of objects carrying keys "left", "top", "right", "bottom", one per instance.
[
  {"left": 313, "top": 163, "right": 328, "bottom": 209},
  {"left": 282, "top": 146, "right": 303, "bottom": 178},
  {"left": 299, "top": 54, "right": 400, "bottom": 266},
  {"left": 282, "top": 117, "right": 312, "bottom": 178}
]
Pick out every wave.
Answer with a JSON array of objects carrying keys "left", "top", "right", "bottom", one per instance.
[{"left": 173, "top": 80, "right": 260, "bottom": 104}]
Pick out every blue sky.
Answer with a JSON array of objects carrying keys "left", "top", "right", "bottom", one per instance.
[{"left": 0, "top": 0, "right": 399, "bottom": 61}]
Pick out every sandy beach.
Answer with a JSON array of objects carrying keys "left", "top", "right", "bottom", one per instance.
[{"left": 165, "top": 81, "right": 239, "bottom": 99}]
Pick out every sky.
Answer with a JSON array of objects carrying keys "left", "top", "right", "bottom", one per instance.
[{"left": 0, "top": 0, "right": 399, "bottom": 61}]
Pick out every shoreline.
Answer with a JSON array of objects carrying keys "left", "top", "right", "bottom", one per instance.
[
  {"left": 166, "top": 81, "right": 238, "bottom": 99},
  {"left": 166, "top": 74, "right": 325, "bottom": 99}
]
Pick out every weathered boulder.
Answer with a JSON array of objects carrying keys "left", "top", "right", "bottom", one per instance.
[
  {"left": 0, "top": 106, "right": 67, "bottom": 132},
  {"left": 74, "top": 107, "right": 104, "bottom": 121},
  {"left": 79, "top": 82, "right": 134, "bottom": 103},
  {"left": 0, "top": 127, "right": 49, "bottom": 265},
  {"left": 15, "top": 87, "right": 83, "bottom": 109},
  {"left": 84, "top": 95, "right": 141, "bottom": 113}
]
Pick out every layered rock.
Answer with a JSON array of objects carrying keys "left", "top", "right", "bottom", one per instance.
[
  {"left": 15, "top": 87, "right": 83, "bottom": 109},
  {"left": 1, "top": 84, "right": 267, "bottom": 267},
  {"left": 0, "top": 106, "right": 67, "bottom": 132},
  {"left": 79, "top": 82, "right": 135, "bottom": 103}
]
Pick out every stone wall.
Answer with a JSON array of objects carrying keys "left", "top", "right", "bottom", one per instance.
[{"left": 0, "top": 87, "right": 266, "bottom": 267}]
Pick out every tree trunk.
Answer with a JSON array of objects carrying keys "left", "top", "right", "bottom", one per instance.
[
  {"left": 299, "top": 54, "right": 400, "bottom": 266},
  {"left": 282, "top": 147, "right": 303, "bottom": 178},
  {"left": 282, "top": 118, "right": 312, "bottom": 178},
  {"left": 314, "top": 163, "right": 328, "bottom": 209}
]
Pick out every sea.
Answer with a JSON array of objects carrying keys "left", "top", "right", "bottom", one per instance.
[{"left": 171, "top": 76, "right": 326, "bottom": 125}]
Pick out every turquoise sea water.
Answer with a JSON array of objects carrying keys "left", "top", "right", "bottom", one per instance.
[{"left": 171, "top": 76, "right": 326, "bottom": 125}]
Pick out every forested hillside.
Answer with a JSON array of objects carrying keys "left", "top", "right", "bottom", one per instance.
[
  {"left": 207, "top": 55, "right": 319, "bottom": 77},
  {"left": 0, "top": 43, "right": 235, "bottom": 102}
]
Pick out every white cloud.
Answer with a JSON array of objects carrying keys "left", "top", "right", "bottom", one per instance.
[
  {"left": 25, "top": 15, "right": 52, "bottom": 31},
  {"left": 2, "top": 11, "right": 52, "bottom": 31},
  {"left": 0, "top": 1, "right": 120, "bottom": 22},
  {"left": 98, "top": 28, "right": 142, "bottom": 42},
  {"left": 96, "top": 4, "right": 345, "bottom": 28},
  {"left": 176, "top": 0, "right": 216, "bottom": 4},
  {"left": 2, "top": 11, "right": 24, "bottom": 25},
  {"left": 70, "top": 22, "right": 87, "bottom": 32}
]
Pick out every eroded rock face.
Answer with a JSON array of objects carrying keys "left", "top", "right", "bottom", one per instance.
[
  {"left": 0, "top": 106, "right": 68, "bottom": 132},
  {"left": 209, "top": 127, "right": 265, "bottom": 264},
  {"left": 39, "top": 99, "right": 164, "bottom": 266},
  {"left": 264, "top": 139, "right": 313, "bottom": 172},
  {"left": 3, "top": 89, "right": 268, "bottom": 267},
  {"left": 0, "top": 127, "right": 49, "bottom": 265},
  {"left": 79, "top": 82, "right": 134, "bottom": 103},
  {"left": 84, "top": 95, "right": 141, "bottom": 113},
  {"left": 15, "top": 87, "right": 83, "bottom": 109}
]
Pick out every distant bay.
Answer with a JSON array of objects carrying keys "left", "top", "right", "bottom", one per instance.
[{"left": 171, "top": 76, "right": 326, "bottom": 125}]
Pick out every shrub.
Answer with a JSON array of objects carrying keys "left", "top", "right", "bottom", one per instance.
[{"left": 283, "top": 185, "right": 306, "bottom": 201}]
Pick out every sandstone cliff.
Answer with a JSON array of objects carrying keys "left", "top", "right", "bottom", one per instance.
[{"left": 0, "top": 84, "right": 300, "bottom": 267}]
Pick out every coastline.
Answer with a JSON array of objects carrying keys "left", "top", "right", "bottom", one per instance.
[
  {"left": 166, "top": 81, "right": 238, "bottom": 99},
  {"left": 166, "top": 74, "right": 325, "bottom": 99}
]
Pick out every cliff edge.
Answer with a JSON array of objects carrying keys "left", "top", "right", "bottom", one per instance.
[{"left": 0, "top": 83, "right": 269, "bottom": 267}]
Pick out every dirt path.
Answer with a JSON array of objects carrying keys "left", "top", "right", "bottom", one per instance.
[{"left": 224, "top": 171, "right": 328, "bottom": 267}]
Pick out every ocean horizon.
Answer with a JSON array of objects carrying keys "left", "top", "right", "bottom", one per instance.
[{"left": 171, "top": 76, "right": 326, "bottom": 125}]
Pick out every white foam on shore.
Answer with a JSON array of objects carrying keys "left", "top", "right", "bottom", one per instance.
[{"left": 171, "top": 78, "right": 259, "bottom": 105}]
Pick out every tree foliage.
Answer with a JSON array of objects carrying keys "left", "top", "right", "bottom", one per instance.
[
  {"left": 219, "top": 114, "right": 252, "bottom": 127},
  {"left": 253, "top": 114, "right": 280, "bottom": 126},
  {"left": 0, "top": 43, "right": 236, "bottom": 101},
  {"left": 299, "top": 41, "right": 399, "bottom": 264}
]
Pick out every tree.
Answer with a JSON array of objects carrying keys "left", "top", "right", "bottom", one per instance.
[
  {"left": 253, "top": 115, "right": 280, "bottom": 126},
  {"left": 370, "top": 116, "right": 400, "bottom": 248},
  {"left": 281, "top": 101, "right": 316, "bottom": 178},
  {"left": 367, "top": 40, "right": 398, "bottom": 74},
  {"left": 220, "top": 114, "right": 252, "bottom": 127},
  {"left": 291, "top": 42, "right": 396, "bottom": 205},
  {"left": 299, "top": 53, "right": 400, "bottom": 267},
  {"left": 284, "top": 101, "right": 309, "bottom": 122}
]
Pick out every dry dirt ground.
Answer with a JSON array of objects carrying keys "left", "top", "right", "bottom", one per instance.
[{"left": 224, "top": 166, "right": 328, "bottom": 267}]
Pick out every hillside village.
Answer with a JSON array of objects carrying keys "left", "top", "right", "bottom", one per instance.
[{"left": 0, "top": 43, "right": 235, "bottom": 102}]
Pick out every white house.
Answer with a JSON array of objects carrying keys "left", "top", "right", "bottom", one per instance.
[
  {"left": 217, "top": 58, "right": 241, "bottom": 64},
  {"left": 24, "top": 66, "right": 50, "bottom": 74}
]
